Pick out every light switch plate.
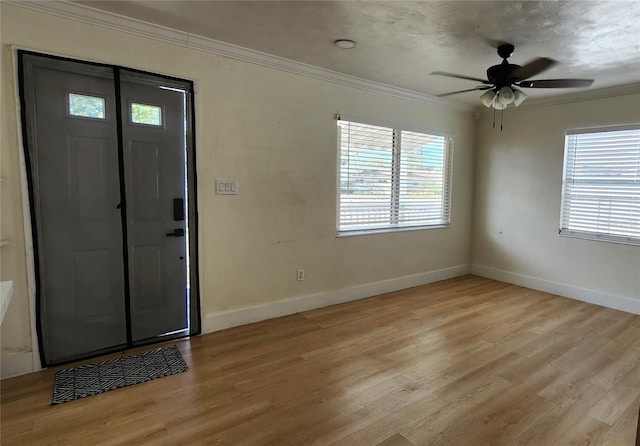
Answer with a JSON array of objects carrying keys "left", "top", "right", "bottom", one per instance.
[{"left": 216, "top": 179, "right": 238, "bottom": 195}]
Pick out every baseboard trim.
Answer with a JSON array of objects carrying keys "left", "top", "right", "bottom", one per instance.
[
  {"left": 1, "top": 351, "right": 39, "bottom": 379},
  {"left": 202, "top": 264, "right": 471, "bottom": 334},
  {"left": 471, "top": 264, "right": 640, "bottom": 315}
]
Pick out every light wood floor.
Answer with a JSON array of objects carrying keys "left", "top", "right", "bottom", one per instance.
[{"left": 2, "top": 275, "right": 640, "bottom": 445}]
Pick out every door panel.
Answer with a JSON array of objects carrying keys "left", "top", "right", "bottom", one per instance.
[
  {"left": 73, "top": 249, "right": 113, "bottom": 319},
  {"left": 70, "top": 136, "right": 110, "bottom": 220},
  {"left": 130, "top": 246, "right": 163, "bottom": 311},
  {"left": 128, "top": 141, "right": 162, "bottom": 220},
  {"left": 22, "top": 56, "right": 127, "bottom": 364},
  {"left": 120, "top": 72, "right": 188, "bottom": 342}
]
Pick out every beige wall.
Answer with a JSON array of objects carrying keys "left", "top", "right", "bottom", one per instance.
[
  {"left": 0, "top": 4, "right": 475, "bottom": 360},
  {"left": 1, "top": 41, "right": 32, "bottom": 356},
  {"left": 472, "top": 94, "right": 640, "bottom": 307}
]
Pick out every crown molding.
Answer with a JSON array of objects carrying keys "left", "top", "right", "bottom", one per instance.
[{"left": 7, "top": 0, "right": 473, "bottom": 113}]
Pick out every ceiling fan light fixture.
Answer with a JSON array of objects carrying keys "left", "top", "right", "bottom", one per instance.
[
  {"left": 497, "top": 86, "right": 515, "bottom": 105},
  {"left": 480, "top": 90, "right": 496, "bottom": 107},
  {"left": 513, "top": 89, "right": 527, "bottom": 107},
  {"left": 431, "top": 44, "right": 595, "bottom": 119}
]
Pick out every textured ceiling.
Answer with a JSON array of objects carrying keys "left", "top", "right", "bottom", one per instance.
[{"left": 75, "top": 1, "right": 640, "bottom": 106}]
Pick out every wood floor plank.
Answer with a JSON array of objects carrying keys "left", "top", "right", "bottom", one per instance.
[
  {"left": 588, "top": 384, "right": 640, "bottom": 426},
  {"left": 513, "top": 383, "right": 609, "bottom": 446},
  {"left": 553, "top": 414, "right": 612, "bottom": 446},
  {"left": 593, "top": 395, "right": 640, "bottom": 446},
  {"left": 2, "top": 275, "right": 639, "bottom": 445},
  {"left": 373, "top": 433, "right": 415, "bottom": 446}
]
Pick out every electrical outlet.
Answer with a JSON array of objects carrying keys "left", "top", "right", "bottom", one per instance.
[{"left": 296, "top": 269, "right": 305, "bottom": 282}]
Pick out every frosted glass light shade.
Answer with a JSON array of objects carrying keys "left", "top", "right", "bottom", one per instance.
[
  {"left": 513, "top": 89, "right": 527, "bottom": 106},
  {"left": 480, "top": 90, "right": 496, "bottom": 107},
  {"left": 492, "top": 101, "right": 507, "bottom": 110},
  {"left": 497, "top": 86, "right": 515, "bottom": 105}
]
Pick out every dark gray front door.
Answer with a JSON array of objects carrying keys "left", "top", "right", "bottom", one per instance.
[
  {"left": 20, "top": 52, "right": 198, "bottom": 365},
  {"left": 21, "top": 56, "right": 127, "bottom": 363},
  {"left": 120, "top": 72, "right": 188, "bottom": 342}
]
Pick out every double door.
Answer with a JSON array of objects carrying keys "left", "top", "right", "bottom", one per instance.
[{"left": 20, "top": 52, "right": 199, "bottom": 366}]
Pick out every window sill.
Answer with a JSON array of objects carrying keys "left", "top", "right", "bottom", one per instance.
[
  {"left": 337, "top": 224, "right": 450, "bottom": 238},
  {"left": 559, "top": 230, "right": 640, "bottom": 247}
]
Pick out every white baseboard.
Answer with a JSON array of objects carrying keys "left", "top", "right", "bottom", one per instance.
[
  {"left": 1, "top": 351, "right": 40, "bottom": 379},
  {"left": 202, "top": 264, "right": 471, "bottom": 334},
  {"left": 471, "top": 264, "right": 640, "bottom": 315}
]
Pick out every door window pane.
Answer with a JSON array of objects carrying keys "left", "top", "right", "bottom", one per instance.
[
  {"left": 68, "top": 93, "right": 105, "bottom": 119},
  {"left": 131, "top": 102, "right": 162, "bottom": 126}
]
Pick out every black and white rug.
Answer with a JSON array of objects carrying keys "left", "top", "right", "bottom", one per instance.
[{"left": 52, "top": 345, "right": 188, "bottom": 404}]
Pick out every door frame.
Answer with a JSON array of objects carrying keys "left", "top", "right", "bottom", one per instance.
[{"left": 17, "top": 49, "right": 201, "bottom": 367}]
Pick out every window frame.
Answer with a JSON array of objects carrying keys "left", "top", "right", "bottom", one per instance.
[
  {"left": 336, "top": 114, "right": 454, "bottom": 236},
  {"left": 559, "top": 124, "right": 640, "bottom": 246}
]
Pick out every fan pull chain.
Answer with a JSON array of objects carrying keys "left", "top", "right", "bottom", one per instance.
[
  {"left": 501, "top": 107, "right": 504, "bottom": 131},
  {"left": 492, "top": 105, "right": 496, "bottom": 129}
]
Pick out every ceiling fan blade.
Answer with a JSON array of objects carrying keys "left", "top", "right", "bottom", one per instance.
[
  {"left": 430, "top": 71, "right": 492, "bottom": 84},
  {"left": 517, "top": 79, "right": 594, "bottom": 88},
  {"left": 436, "top": 86, "right": 493, "bottom": 97},
  {"left": 511, "top": 57, "right": 556, "bottom": 80}
]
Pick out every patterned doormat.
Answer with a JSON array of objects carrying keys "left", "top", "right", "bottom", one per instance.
[{"left": 52, "top": 345, "right": 188, "bottom": 404}]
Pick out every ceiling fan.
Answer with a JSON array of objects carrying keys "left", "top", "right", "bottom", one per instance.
[{"left": 431, "top": 43, "right": 594, "bottom": 110}]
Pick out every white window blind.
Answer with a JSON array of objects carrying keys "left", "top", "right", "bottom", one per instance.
[
  {"left": 338, "top": 119, "right": 452, "bottom": 233},
  {"left": 560, "top": 125, "right": 640, "bottom": 245}
]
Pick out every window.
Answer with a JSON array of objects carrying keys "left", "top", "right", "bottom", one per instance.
[
  {"left": 68, "top": 93, "right": 105, "bottom": 119},
  {"left": 131, "top": 102, "right": 162, "bottom": 126},
  {"left": 337, "top": 118, "right": 453, "bottom": 234},
  {"left": 560, "top": 125, "right": 640, "bottom": 245}
]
